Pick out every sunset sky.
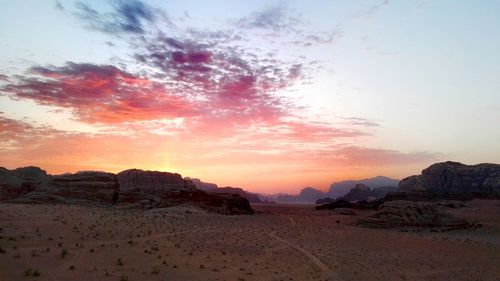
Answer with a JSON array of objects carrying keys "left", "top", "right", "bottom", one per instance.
[{"left": 1, "top": 0, "right": 499, "bottom": 193}]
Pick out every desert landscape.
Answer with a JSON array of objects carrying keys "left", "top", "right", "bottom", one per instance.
[
  {"left": 1, "top": 200, "right": 499, "bottom": 281},
  {"left": 1, "top": 162, "right": 500, "bottom": 281},
  {"left": 1, "top": 1, "right": 500, "bottom": 281}
]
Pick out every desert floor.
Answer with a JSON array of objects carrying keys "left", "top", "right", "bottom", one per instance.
[{"left": 0, "top": 201, "right": 499, "bottom": 281}]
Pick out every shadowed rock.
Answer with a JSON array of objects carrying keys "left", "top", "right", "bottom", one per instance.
[
  {"left": 327, "top": 176, "right": 399, "bottom": 199},
  {"left": 117, "top": 169, "right": 196, "bottom": 193},
  {"left": 315, "top": 198, "right": 384, "bottom": 210},
  {"left": 186, "top": 177, "right": 218, "bottom": 192},
  {"left": 12, "top": 171, "right": 119, "bottom": 206},
  {"left": 0, "top": 166, "right": 253, "bottom": 214},
  {"left": 316, "top": 184, "right": 397, "bottom": 205},
  {"left": 357, "top": 201, "right": 473, "bottom": 230},
  {"left": 398, "top": 161, "right": 500, "bottom": 199},
  {"left": 115, "top": 169, "right": 253, "bottom": 214},
  {"left": 0, "top": 166, "right": 49, "bottom": 200},
  {"left": 212, "top": 187, "right": 262, "bottom": 203}
]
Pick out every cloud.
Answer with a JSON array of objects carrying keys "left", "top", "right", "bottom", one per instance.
[
  {"left": 1, "top": 62, "right": 193, "bottom": 124},
  {"left": 343, "top": 117, "right": 379, "bottom": 127},
  {"left": 0, "top": 74, "right": 9, "bottom": 81},
  {"left": 321, "top": 145, "right": 440, "bottom": 166},
  {"left": 54, "top": 0, "right": 64, "bottom": 11},
  {"left": 237, "top": 4, "right": 300, "bottom": 32},
  {"left": 74, "top": 0, "right": 161, "bottom": 35},
  {"left": 1, "top": 1, "right": 425, "bottom": 185},
  {"left": 131, "top": 31, "right": 309, "bottom": 128},
  {"left": 236, "top": 4, "right": 338, "bottom": 46},
  {"left": 0, "top": 114, "right": 61, "bottom": 150}
]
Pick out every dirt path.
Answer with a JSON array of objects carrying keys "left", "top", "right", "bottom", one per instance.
[{"left": 267, "top": 231, "right": 342, "bottom": 281}]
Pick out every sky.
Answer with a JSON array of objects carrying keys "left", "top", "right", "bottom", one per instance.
[{"left": 0, "top": 0, "right": 499, "bottom": 193}]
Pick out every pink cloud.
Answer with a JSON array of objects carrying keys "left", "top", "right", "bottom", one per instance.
[{"left": 2, "top": 63, "right": 194, "bottom": 124}]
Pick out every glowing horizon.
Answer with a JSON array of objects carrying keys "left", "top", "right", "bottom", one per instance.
[{"left": 1, "top": 1, "right": 499, "bottom": 194}]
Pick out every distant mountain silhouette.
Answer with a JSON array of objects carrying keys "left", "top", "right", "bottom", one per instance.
[
  {"left": 274, "top": 187, "right": 324, "bottom": 204},
  {"left": 327, "top": 176, "right": 399, "bottom": 199},
  {"left": 318, "top": 184, "right": 397, "bottom": 204}
]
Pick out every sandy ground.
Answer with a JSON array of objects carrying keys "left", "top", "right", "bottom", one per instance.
[{"left": 0, "top": 200, "right": 499, "bottom": 281}]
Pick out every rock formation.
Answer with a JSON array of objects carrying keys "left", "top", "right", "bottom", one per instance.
[
  {"left": 116, "top": 169, "right": 253, "bottom": 214},
  {"left": 0, "top": 166, "right": 253, "bottom": 214},
  {"left": 357, "top": 201, "right": 473, "bottom": 230},
  {"left": 316, "top": 184, "right": 397, "bottom": 204},
  {"left": 11, "top": 171, "right": 119, "bottom": 206},
  {"left": 398, "top": 161, "right": 500, "bottom": 199},
  {"left": 186, "top": 177, "right": 262, "bottom": 203},
  {"left": 340, "top": 184, "right": 373, "bottom": 202},
  {"left": 118, "top": 169, "right": 195, "bottom": 193},
  {"left": 212, "top": 187, "right": 262, "bottom": 203},
  {"left": 315, "top": 198, "right": 384, "bottom": 210},
  {"left": 0, "top": 166, "right": 49, "bottom": 200},
  {"left": 186, "top": 177, "right": 218, "bottom": 192}
]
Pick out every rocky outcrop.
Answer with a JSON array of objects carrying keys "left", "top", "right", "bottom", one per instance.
[
  {"left": 315, "top": 198, "right": 384, "bottom": 210},
  {"left": 212, "top": 187, "right": 262, "bottom": 203},
  {"left": 398, "top": 161, "right": 500, "bottom": 199},
  {"left": 340, "top": 184, "right": 373, "bottom": 202},
  {"left": 0, "top": 167, "right": 49, "bottom": 200},
  {"left": 117, "top": 169, "right": 196, "bottom": 193},
  {"left": 13, "top": 171, "right": 119, "bottom": 206},
  {"left": 357, "top": 201, "right": 473, "bottom": 230},
  {"left": 0, "top": 166, "right": 253, "bottom": 215},
  {"left": 186, "top": 177, "right": 218, "bottom": 192},
  {"left": 115, "top": 170, "right": 253, "bottom": 213},
  {"left": 372, "top": 186, "right": 398, "bottom": 198},
  {"left": 186, "top": 177, "right": 262, "bottom": 203}
]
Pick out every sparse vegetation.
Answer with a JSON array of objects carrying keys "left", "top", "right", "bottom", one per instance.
[
  {"left": 151, "top": 267, "right": 160, "bottom": 275},
  {"left": 60, "top": 248, "right": 68, "bottom": 258},
  {"left": 24, "top": 268, "right": 41, "bottom": 277}
]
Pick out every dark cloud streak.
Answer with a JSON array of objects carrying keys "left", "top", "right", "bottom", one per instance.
[{"left": 74, "top": 0, "right": 161, "bottom": 35}]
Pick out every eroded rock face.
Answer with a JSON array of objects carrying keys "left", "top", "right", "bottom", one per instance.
[
  {"left": 398, "top": 161, "right": 500, "bottom": 199},
  {"left": 117, "top": 169, "right": 196, "bottom": 194},
  {"left": 0, "top": 167, "right": 49, "bottom": 200},
  {"left": 115, "top": 169, "right": 253, "bottom": 214},
  {"left": 357, "top": 201, "right": 472, "bottom": 230},
  {"left": 1, "top": 166, "right": 253, "bottom": 214},
  {"left": 13, "top": 171, "right": 119, "bottom": 206}
]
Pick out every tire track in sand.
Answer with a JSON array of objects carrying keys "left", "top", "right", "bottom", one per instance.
[{"left": 267, "top": 231, "right": 342, "bottom": 281}]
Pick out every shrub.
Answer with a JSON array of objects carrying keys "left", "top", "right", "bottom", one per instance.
[{"left": 60, "top": 249, "right": 68, "bottom": 258}]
